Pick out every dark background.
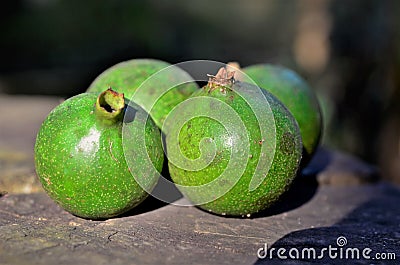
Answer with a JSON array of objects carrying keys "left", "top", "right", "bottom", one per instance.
[{"left": 1, "top": 0, "right": 399, "bottom": 184}]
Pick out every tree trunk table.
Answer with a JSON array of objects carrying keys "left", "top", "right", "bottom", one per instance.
[{"left": 0, "top": 95, "right": 398, "bottom": 265}]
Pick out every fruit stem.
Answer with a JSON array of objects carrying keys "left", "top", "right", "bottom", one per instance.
[
  {"left": 95, "top": 88, "right": 125, "bottom": 125},
  {"left": 227, "top": 62, "right": 244, "bottom": 80},
  {"left": 206, "top": 67, "right": 236, "bottom": 93}
]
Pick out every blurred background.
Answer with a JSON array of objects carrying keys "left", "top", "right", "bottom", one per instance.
[{"left": 0, "top": 0, "right": 399, "bottom": 184}]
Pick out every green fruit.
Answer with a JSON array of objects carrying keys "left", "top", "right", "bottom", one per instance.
[
  {"left": 242, "top": 64, "right": 322, "bottom": 163},
  {"left": 34, "top": 89, "right": 163, "bottom": 219},
  {"left": 165, "top": 68, "right": 302, "bottom": 216},
  {"left": 87, "top": 58, "right": 199, "bottom": 130}
]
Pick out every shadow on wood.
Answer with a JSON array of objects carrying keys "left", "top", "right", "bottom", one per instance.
[{"left": 254, "top": 184, "right": 400, "bottom": 264}]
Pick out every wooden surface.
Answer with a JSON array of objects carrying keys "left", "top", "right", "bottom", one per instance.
[{"left": 0, "top": 95, "right": 398, "bottom": 265}]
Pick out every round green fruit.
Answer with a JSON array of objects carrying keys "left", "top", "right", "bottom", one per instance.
[
  {"left": 165, "top": 68, "right": 302, "bottom": 217},
  {"left": 242, "top": 64, "right": 322, "bottom": 163},
  {"left": 87, "top": 58, "right": 199, "bottom": 130},
  {"left": 34, "top": 89, "right": 163, "bottom": 219}
]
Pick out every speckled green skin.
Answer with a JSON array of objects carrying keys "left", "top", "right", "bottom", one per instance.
[
  {"left": 34, "top": 93, "right": 163, "bottom": 219},
  {"left": 243, "top": 64, "right": 322, "bottom": 163},
  {"left": 87, "top": 59, "right": 199, "bottom": 129},
  {"left": 167, "top": 81, "right": 302, "bottom": 216}
]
